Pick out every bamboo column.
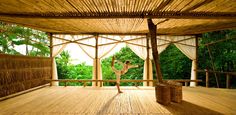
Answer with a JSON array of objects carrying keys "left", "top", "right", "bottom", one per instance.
[
  {"left": 205, "top": 69, "right": 209, "bottom": 88},
  {"left": 49, "top": 33, "right": 53, "bottom": 86},
  {"left": 195, "top": 35, "right": 199, "bottom": 86},
  {"left": 146, "top": 34, "right": 150, "bottom": 86},
  {"left": 207, "top": 45, "right": 219, "bottom": 88},
  {"left": 147, "top": 19, "right": 163, "bottom": 83},
  {"left": 95, "top": 34, "right": 98, "bottom": 86},
  {"left": 226, "top": 74, "right": 230, "bottom": 89}
]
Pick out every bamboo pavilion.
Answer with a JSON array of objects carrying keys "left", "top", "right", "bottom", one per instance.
[{"left": 0, "top": 0, "right": 236, "bottom": 114}]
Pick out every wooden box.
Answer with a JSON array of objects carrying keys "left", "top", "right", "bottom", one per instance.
[{"left": 155, "top": 83, "right": 171, "bottom": 105}]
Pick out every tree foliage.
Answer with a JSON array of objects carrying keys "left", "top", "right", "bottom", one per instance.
[
  {"left": 56, "top": 51, "right": 93, "bottom": 86},
  {"left": 159, "top": 44, "right": 192, "bottom": 80},
  {"left": 0, "top": 22, "right": 49, "bottom": 56},
  {"left": 198, "top": 30, "right": 236, "bottom": 87}
]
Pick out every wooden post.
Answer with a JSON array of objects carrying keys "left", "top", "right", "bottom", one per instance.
[
  {"left": 95, "top": 34, "right": 98, "bottom": 86},
  {"left": 147, "top": 19, "right": 163, "bottom": 83},
  {"left": 226, "top": 74, "right": 230, "bottom": 89},
  {"left": 185, "top": 82, "right": 188, "bottom": 86},
  {"left": 205, "top": 69, "right": 209, "bottom": 88},
  {"left": 100, "top": 81, "right": 102, "bottom": 87},
  {"left": 83, "top": 82, "right": 87, "bottom": 87},
  {"left": 195, "top": 35, "right": 199, "bottom": 86},
  {"left": 65, "top": 81, "right": 67, "bottom": 87},
  {"left": 49, "top": 33, "right": 53, "bottom": 86},
  {"left": 146, "top": 34, "right": 150, "bottom": 86}
]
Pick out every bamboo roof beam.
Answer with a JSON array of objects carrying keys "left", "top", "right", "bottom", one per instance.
[{"left": 1, "top": 11, "right": 236, "bottom": 19}]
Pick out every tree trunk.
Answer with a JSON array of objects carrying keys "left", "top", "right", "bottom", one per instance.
[{"left": 147, "top": 19, "right": 163, "bottom": 83}]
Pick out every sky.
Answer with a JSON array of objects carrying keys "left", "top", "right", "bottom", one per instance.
[{"left": 15, "top": 42, "right": 126, "bottom": 66}]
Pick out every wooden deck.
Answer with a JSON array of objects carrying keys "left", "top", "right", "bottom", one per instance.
[{"left": 0, "top": 86, "right": 236, "bottom": 115}]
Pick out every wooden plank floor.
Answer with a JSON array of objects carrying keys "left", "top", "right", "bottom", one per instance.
[{"left": 0, "top": 86, "right": 236, "bottom": 115}]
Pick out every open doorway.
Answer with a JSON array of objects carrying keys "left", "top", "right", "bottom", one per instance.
[
  {"left": 55, "top": 43, "right": 93, "bottom": 86},
  {"left": 101, "top": 46, "right": 144, "bottom": 86}
]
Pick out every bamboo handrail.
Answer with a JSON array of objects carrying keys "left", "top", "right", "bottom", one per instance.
[
  {"left": 196, "top": 69, "right": 235, "bottom": 88},
  {"left": 204, "top": 37, "right": 236, "bottom": 46},
  {"left": 46, "top": 79, "right": 202, "bottom": 87},
  {"left": 196, "top": 69, "right": 236, "bottom": 75}
]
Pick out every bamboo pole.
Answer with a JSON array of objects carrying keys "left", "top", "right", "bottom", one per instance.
[
  {"left": 49, "top": 33, "right": 53, "bottom": 86},
  {"left": 206, "top": 45, "right": 219, "bottom": 88},
  {"left": 147, "top": 19, "right": 163, "bottom": 83},
  {"left": 205, "top": 69, "right": 209, "bottom": 88},
  {"left": 45, "top": 79, "right": 202, "bottom": 84},
  {"left": 95, "top": 34, "right": 98, "bottom": 86},
  {"left": 196, "top": 69, "right": 236, "bottom": 75},
  {"left": 195, "top": 35, "right": 199, "bottom": 86},
  {"left": 146, "top": 34, "right": 150, "bottom": 86},
  {"left": 226, "top": 74, "right": 230, "bottom": 89},
  {"left": 204, "top": 37, "right": 236, "bottom": 46},
  {"left": 2, "top": 11, "right": 236, "bottom": 19}
]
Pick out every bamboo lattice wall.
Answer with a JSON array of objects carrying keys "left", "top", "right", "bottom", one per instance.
[{"left": 0, "top": 54, "right": 52, "bottom": 97}]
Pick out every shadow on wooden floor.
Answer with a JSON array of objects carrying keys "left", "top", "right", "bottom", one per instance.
[
  {"left": 96, "top": 93, "right": 119, "bottom": 115},
  {"left": 164, "top": 101, "right": 223, "bottom": 115}
]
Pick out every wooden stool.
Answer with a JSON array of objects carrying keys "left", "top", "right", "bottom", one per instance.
[
  {"left": 166, "top": 81, "right": 183, "bottom": 103},
  {"left": 155, "top": 83, "right": 171, "bottom": 105}
]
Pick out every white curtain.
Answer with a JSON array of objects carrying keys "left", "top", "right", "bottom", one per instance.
[
  {"left": 126, "top": 35, "right": 174, "bottom": 86},
  {"left": 148, "top": 36, "right": 171, "bottom": 59},
  {"left": 145, "top": 35, "right": 197, "bottom": 86},
  {"left": 78, "top": 35, "right": 120, "bottom": 86},
  {"left": 171, "top": 36, "right": 197, "bottom": 87},
  {"left": 126, "top": 36, "right": 152, "bottom": 86},
  {"left": 52, "top": 35, "right": 68, "bottom": 86}
]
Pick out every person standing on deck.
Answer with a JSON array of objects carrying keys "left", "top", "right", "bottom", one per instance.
[{"left": 111, "top": 56, "right": 138, "bottom": 93}]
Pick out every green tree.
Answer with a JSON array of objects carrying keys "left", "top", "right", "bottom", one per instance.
[
  {"left": 198, "top": 30, "right": 236, "bottom": 87},
  {"left": 0, "top": 22, "right": 49, "bottom": 56},
  {"left": 159, "top": 44, "right": 192, "bottom": 80},
  {"left": 56, "top": 51, "right": 93, "bottom": 86}
]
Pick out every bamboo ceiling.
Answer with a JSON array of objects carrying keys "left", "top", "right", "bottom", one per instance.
[{"left": 0, "top": 0, "right": 236, "bottom": 35}]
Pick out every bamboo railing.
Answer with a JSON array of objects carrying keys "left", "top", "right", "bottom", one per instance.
[
  {"left": 46, "top": 79, "right": 202, "bottom": 87},
  {"left": 197, "top": 69, "right": 236, "bottom": 88}
]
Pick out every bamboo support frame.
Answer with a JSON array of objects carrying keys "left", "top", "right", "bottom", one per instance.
[
  {"left": 148, "top": 18, "right": 163, "bottom": 83},
  {"left": 1, "top": 11, "right": 235, "bottom": 19},
  {"left": 53, "top": 35, "right": 95, "bottom": 42},
  {"left": 204, "top": 37, "right": 236, "bottom": 46},
  {"left": 95, "top": 34, "right": 99, "bottom": 86},
  {"left": 205, "top": 69, "right": 209, "bottom": 88},
  {"left": 146, "top": 34, "right": 150, "bottom": 86},
  {"left": 206, "top": 45, "right": 220, "bottom": 88},
  {"left": 226, "top": 74, "right": 230, "bottom": 89},
  {"left": 195, "top": 35, "right": 199, "bottom": 86},
  {"left": 157, "top": 37, "right": 196, "bottom": 47},
  {"left": 98, "top": 36, "right": 120, "bottom": 42},
  {"left": 49, "top": 33, "right": 54, "bottom": 86},
  {"left": 197, "top": 70, "right": 236, "bottom": 75},
  {"left": 197, "top": 69, "right": 236, "bottom": 88}
]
